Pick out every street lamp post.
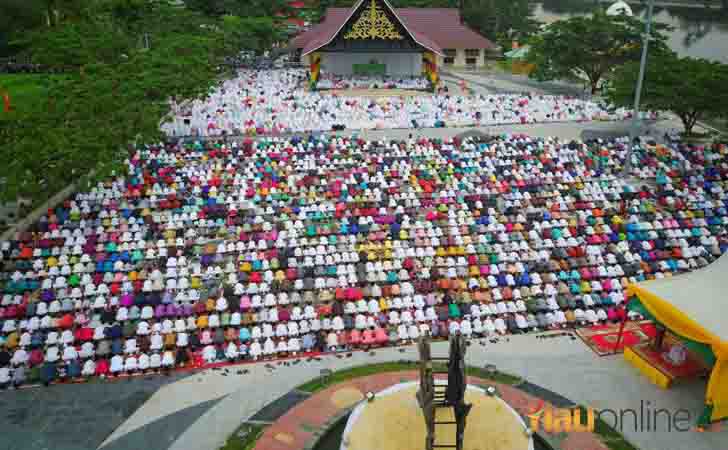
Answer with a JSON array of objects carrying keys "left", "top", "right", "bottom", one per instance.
[{"left": 623, "top": 0, "right": 655, "bottom": 176}]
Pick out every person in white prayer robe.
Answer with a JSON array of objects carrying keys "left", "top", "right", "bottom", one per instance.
[
  {"left": 110, "top": 354, "right": 124, "bottom": 374},
  {"left": 82, "top": 359, "right": 96, "bottom": 377},
  {"left": 288, "top": 337, "right": 301, "bottom": 355},
  {"left": 249, "top": 340, "right": 262, "bottom": 360},
  {"left": 138, "top": 353, "right": 150, "bottom": 371},
  {"left": 124, "top": 355, "right": 138, "bottom": 373},
  {"left": 161, "top": 351, "right": 175, "bottom": 367},
  {"left": 460, "top": 318, "right": 473, "bottom": 337},
  {"left": 225, "top": 342, "right": 239, "bottom": 361},
  {"left": 263, "top": 337, "right": 276, "bottom": 356},
  {"left": 326, "top": 332, "right": 339, "bottom": 351},
  {"left": 494, "top": 317, "right": 507, "bottom": 335}
]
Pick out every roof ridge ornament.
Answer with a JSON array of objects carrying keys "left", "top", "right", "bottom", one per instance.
[{"left": 344, "top": 0, "right": 403, "bottom": 40}]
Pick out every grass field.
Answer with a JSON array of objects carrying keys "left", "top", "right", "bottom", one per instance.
[
  {"left": 0, "top": 73, "right": 68, "bottom": 120},
  {"left": 295, "top": 360, "right": 522, "bottom": 394},
  {"left": 702, "top": 116, "right": 728, "bottom": 136},
  {"left": 218, "top": 424, "right": 264, "bottom": 450}
]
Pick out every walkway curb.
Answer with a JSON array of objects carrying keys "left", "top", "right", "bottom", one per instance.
[{"left": 1, "top": 178, "right": 80, "bottom": 241}]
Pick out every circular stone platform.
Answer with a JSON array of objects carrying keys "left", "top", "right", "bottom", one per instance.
[{"left": 340, "top": 382, "right": 534, "bottom": 450}]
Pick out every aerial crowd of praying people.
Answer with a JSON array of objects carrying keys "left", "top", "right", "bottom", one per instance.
[
  {"left": 161, "top": 69, "right": 641, "bottom": 137},
  {"left": 1, "top": 130, "right": 727, "bottom": 389},
  {"left": 315, "top": 74, "right": 431, "bottom": 91}
]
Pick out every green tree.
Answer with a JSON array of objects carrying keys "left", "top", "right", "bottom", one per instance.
[
  {"left": 221, "top": 15, "right": 284, "bottom": 53},
  {"left": 527, "top": 11, "right": 670, "bottom": 94},
  {"left": 1, "top": 0, "right": 48, "bottom": 55},
  {"left": 14, "top": 19, "right": 132, "bottom": 68},
  {"left": 185, "top": 0, "right": 293, "bottom": 17},
  {"left": 607, "top": 51, "right": 728, "bottom": 135},
  {"left": 461, "top": 0, "right": 540, "bottom": 47},
  {"left": 2, "top": 1, "right": 278, "bottom": 203}
]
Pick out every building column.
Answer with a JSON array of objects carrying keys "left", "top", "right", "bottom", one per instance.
[{"left": 455, "top": 49, "right": 466, "bottom": 67}]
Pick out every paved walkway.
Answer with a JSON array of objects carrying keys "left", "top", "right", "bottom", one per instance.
[
  {"left": 97, "top": 333, "right": 726, "bottom": 450},
  {"left": 253, "top": 371, "right": 608, "bottom": 450},
  {"left": 0, "top": 373, "right": 189, "bottom": 450},
  {"left": 350, "top": 117, "right": 690, "bottom": 144},
  {"left": 443, "top": 71, "right": 586, "bottom": 97},
  {"left": 172, "top": 117, "right": 689, "bottom": 151}
]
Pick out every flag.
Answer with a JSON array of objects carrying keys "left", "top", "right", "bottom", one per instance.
[
  {"left": 2, "top": 91, "right": 11, "bottom": 113},
  {"left": 310, "top": 53, "right": 322, "bottom": 90},
  {"left": 422, "top": 52, "right": 439, "bottom": 86}
]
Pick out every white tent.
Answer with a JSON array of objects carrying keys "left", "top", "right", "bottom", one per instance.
[
  {"left": 626, "top": 252, "right": 728, "bottom": 422},
  {"left": 629, "top": 253, "right": 728, "bottom": 341}
]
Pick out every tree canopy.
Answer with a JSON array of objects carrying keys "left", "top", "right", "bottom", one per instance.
[
  {"left": 459, "top": 0, "right": 539, "bottom": 47},
  {"left": 184, "top": 0, "right": 294, "bottom": 18},
  {"left": 527, "top": 11, "right": 670, "bottom": 94},
  {"left": 1, "top": 0, "right": 279, "bottom": 204},
  {"left": 607, "top": 51, "right": 728, "bottom": 135}
]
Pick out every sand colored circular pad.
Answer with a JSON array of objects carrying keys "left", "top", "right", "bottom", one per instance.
[
  {"left": 331, "top": 387, "right": 365, "bottom": 409},
  {"left": 274, "top": 432, "right": 294, "bottom": 444},
  {"left": 341, "top": 383, "right": 533, "bottom": 450}
]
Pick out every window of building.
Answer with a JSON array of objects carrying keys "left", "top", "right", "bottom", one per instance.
[
  {"left": 465, "top": 49, "right": 480, "bottom": 57},
  {"left": 466, "top": 57, "right": 477, "bottom": 66},
  {"left": 444, "top": 49, "right": 456, "bottom": 65}
]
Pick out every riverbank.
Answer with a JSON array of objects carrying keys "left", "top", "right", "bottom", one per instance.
[{"left": 532, "top": 1, "right": 728, "bottom": 62}]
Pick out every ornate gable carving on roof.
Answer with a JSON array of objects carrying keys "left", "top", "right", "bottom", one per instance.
[{"left": 344, "top": 0, "right": 403, "bottom": 40}]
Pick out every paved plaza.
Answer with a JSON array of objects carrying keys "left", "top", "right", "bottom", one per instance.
[
  {"left": 95, "top": 334, "right": 724, "bottom": 450},
  {"left": 3, "top": 333, "right": 721, "bottom": 450}
]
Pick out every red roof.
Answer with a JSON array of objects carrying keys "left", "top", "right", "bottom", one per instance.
[
  {"left": 286, "top": 18, "right": 306, "bottom": 27},
  {"left": 291, "top": 3, "right": 494, "bottom": 56},
  {"left": 288, "top": 1, "right": 306, "bottom": 8},
  {"left": 395, "top": 8, "right": 495, "bottom": 50}
]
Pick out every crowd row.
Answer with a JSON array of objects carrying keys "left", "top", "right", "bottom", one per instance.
[
  {"left": 1, "top": 132, "right": 726, "bottom": 389},
  {"left": 315, "top": 75, "right": 431, "bottom": 91},
  {"left": 161, "top": 69, "right": 637, "bottom": 136}
]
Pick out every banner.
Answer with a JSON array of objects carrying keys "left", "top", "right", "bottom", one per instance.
[
  {"left": 353, "top": 63, "right": 386, "bottom": 75},
  {"left": 422, "top": 52, "right": 439, "bottom": 87},
  {"left": 309, "top": 53, "right": 322, "bottom": 90}
]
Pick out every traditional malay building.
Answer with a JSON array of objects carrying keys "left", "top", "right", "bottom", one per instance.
[{"left": 289, "top": 0, "right": 495, "bottom": 88}]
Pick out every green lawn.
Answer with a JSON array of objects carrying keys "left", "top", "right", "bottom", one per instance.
[
  {"left": 219, "top": 424, "right": 264, "bottom": 450},
  {"left": 702, "top": 116, "right": 728, "bottom": 136},
  {"left": 296, "top": 360, "right": 521, "bottom": 394},
  {"left": 576, "top": 406, "right": 641, "bottom": 450},
  {"left": 296, "top": 362, "right": 417, "bottom": 393},
  {"left": 0, "top": 73, "right": 69, "bottom": 120}
]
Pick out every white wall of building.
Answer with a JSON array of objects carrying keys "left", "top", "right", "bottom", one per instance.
[
  {"left": 321, "top": 52, "right": 422, "bottom": 76},
  {"left": 437, "top": 49, "right": 485, "bottom": 70}
]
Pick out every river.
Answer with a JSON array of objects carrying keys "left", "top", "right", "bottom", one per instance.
[{"left": 531, "top": 1, "right": 728, "bottom": 62}]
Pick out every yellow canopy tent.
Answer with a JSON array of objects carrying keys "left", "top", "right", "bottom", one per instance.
[{"left": 626, "top": 253, "right": 728, "bottom": 424}]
